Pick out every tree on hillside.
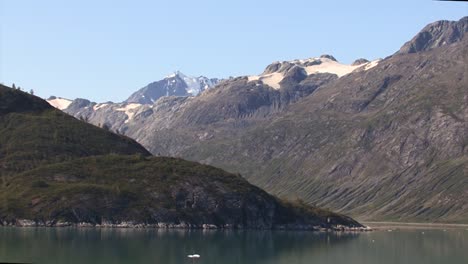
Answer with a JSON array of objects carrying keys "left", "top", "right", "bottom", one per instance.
[{"left": 29, "top": 89, "right": 34, "bottom": 95}]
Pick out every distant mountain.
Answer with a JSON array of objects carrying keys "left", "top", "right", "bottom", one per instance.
[
  {"left": 57, "top": 56, "right": 377, "bottom": 136},
  {"left": 0, "top": 84, "right": 360, "bottom": 229},
  {"left": 45, "top": 72, "right": 220, "bottom": 132},
  {"left": 125, "top": 71, "right": 220, "bottom": 104}
]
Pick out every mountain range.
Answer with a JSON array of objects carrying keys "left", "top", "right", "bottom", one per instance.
[
  {"left": 1, "top": 84, "right": 361, "bottom": 229},
  {"left": 47, "top": 17, "right": 468, "bottom": 223}
]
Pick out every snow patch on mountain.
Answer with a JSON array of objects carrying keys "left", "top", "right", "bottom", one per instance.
[
  {"left": 364, "top": 59, "right": 381, "bottom": 70},
  {"left": 48, "top": 97, "right": 73, "bottom": 110},
  {"left": 248, "top": 73, "right": 284, "bottom": 89},
  {"left": 93, "top": 103, "right": 109, "bottom": 111},
  {"left": 248, "top": 57, "right": 380, "bottom": 89},
  {"left": 302, "top": 58, "right": 362, "bottom": 77},
  {"left": 116, "top": 103, "right": 142, "bottom": 123}
]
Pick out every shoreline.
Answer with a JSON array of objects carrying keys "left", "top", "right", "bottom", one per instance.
[
  {"left": 0, "top": 219, "right": 372, "bottom": 232},
  {"left": 362, "top": 221, "right": 468, "bottom": 230}
]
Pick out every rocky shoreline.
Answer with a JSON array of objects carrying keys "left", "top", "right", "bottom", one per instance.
[{"left": 1, "top": 219, "right": 372, "bottom": 232}]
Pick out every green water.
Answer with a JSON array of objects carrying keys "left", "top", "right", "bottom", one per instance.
[{"left": 0, "top": 227, "right": 467, "bottom": 264}]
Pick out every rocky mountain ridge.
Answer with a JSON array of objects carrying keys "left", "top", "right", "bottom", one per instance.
[{"left": 48, "top": 54, "right": 378, "bottom": 135}]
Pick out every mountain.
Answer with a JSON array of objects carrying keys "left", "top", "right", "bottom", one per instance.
[
  {"left": 397, "top": 16, "right": 468, "bottom": 55},
  {"left": 0, "top": 84, "right": 361, "bottom": 229},
  {"left": 57, "top": 56, "right": 377, "bottom": 142},
  {"left": 0, "top": 86, "right": 150, "bottom": 176},
  {"left": 125, "top": 71, "right": 220, "bottom": 104},
  {"left": 146, "top": 17, "right": 466, "bottom": 223},
  {"left": 47, "top": 17, "right": 468, "bottom": 223},
  {"left": 46, "top": 72, "right": 220, "bottom": 133}
]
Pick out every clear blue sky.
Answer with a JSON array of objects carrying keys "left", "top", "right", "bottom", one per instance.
[{"left": 1, "top": 0, "right": 466, "bottom": 102}]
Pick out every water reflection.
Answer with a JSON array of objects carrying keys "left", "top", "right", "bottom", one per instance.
[{"left": 0, "top": 227, "right": 466, "bottom": 264}]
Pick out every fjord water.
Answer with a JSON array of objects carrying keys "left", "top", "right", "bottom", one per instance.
[{"left": 0, "top": 227, "right": 467, "bottom": 264}]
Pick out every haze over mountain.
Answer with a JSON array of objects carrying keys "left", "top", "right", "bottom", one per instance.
[{"left": 48, "top": 17, "right": 468, "bottom": 223}]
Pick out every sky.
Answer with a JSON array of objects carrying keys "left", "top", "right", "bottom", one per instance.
[{"left": 0, "top": 0, "right": 467, "bottom": 102}]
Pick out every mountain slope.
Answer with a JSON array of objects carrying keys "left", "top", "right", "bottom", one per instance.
[
  {"left": 0, "top": 85, "right": 150, "bottom": 176},
  {"left": 44, "top": 17, "right": 467, "bottom": 223},
  {"left": 61, "top": 56, "right": 373, "bottom": 155},
  {"left": 176, "top": 21, "right": 468, "bottom": 223},
  {"left": 89, "top": 17, "right": 466, "bottom": 223},
  {"left": 0, "top": 85, "right": 361, "bottom": 229},
  {"left": 47, "top": 72, "right": 220, "bottom": 133},
  {"left": 1, "top": 155, "right": 360, "bottom": 229}
]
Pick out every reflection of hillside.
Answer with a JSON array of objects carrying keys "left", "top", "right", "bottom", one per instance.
[
  {"left": 1, "top": 228, "right": 467, "bottom": 264},
  {"left": 0, "top": 228, "right": 360, "bottom": 264}
]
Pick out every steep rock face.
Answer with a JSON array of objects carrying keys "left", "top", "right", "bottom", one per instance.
[{"left": 397, "top": 16, "right": 467, "bottom": 54}]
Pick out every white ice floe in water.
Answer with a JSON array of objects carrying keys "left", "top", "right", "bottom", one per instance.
[
  {"left": 116, "top": 103, "right": 142, "bottom": 123},
  {"left": 47, "top": 98, "right": 73, "bottom": 110}
]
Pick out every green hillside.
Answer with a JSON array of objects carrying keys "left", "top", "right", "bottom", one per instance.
[{"left": 0, "top": 84, "right": 151, "bottom": 177}]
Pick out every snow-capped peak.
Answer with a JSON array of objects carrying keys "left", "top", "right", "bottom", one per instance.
[
  {"left": 125, "top": 72, "right": 220, "bottom": 104},
  {"left": 165, "top": 71, "right": 217, "bottom": 96}
]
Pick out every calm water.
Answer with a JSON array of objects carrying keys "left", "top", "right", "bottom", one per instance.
[{"left": 0, "top": 227, "right": 467, "bottom": 264}]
